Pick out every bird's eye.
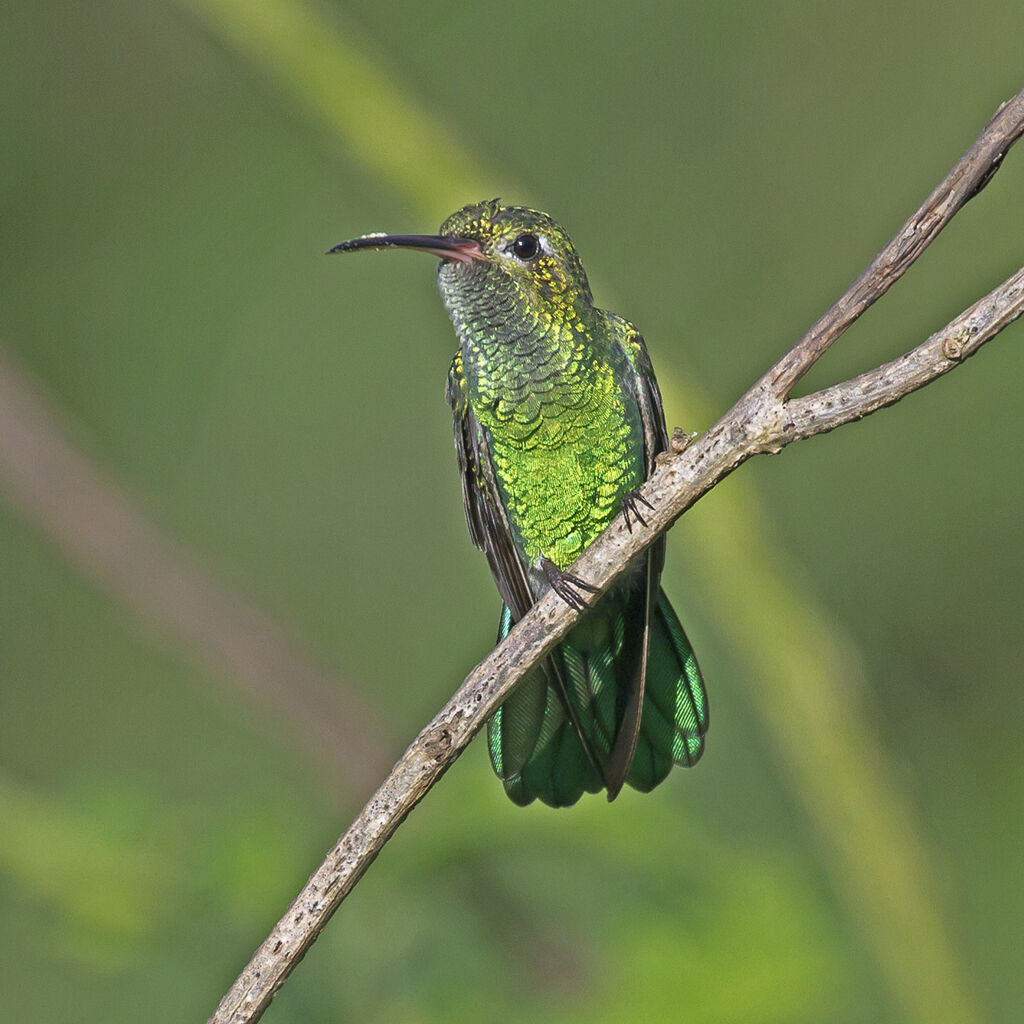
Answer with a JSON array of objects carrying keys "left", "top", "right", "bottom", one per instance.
[{"left": 512, "top": 233, "right": 540, "bottom": 261}]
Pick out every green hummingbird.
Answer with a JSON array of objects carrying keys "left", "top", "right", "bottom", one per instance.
[{"left": 329, "top": 199, "right": 708, "bottom": 807}]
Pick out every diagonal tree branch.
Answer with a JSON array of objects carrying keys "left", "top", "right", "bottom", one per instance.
[{"left": 208, "top": 88, "right": 1024, "bottom": 1024}]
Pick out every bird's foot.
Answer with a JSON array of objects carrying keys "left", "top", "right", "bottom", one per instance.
[
  {"left": 539, "top": 555, "right": 598, "bottom": 612},
  {"left": 620, "top": 489, "right": 655, "bottom": 533}
]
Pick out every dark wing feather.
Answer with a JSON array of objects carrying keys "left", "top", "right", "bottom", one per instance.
[
  {"left": 626, "top": 332, "right": 670, "bottom": 467},
  {"left": 615, "top": 323, "right": 708, "bottom": 786},
  {"left": 601, "top": 322, "right": 670, "bottom": 798},
  {"left": 446, "top": 352, "right": 533, "bottom": 619}
]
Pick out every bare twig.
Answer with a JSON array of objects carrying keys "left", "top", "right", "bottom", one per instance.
[
  {"left": 766, "top": 92, "right": 1024, "bottom": 398},
  {"left": 782, "top": 266, "right": 1024, "bottom": 439},
  {"left": 208, "top": 89, "right": 1024, "bottom": 1024}
]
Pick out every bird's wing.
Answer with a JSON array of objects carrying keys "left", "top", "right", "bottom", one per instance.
[
  {"left": 615, "top": 324, "right": 670, "bottom": 474},
  {"left": 612, "top": 321, "right": 709, "bottom": 787},
  {"left": 601, "top": 321, "right": 671, "bottom": 798},
  {"left": 446, "top": 351, "right": 534, "bottom": 620}
]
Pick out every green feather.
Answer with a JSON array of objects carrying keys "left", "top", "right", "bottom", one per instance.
[{"left": 487, "top": 592, "right": 708, "bottom": 807}]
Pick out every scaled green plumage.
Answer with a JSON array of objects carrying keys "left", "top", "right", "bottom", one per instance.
[{"left": 332, "top": 199, "right": 708, "bottom": 807}]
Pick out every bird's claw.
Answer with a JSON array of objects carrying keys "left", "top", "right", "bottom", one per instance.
[
  {"left": 621, "top": 489, "right": 655, "bottom": 533},
  {"left": 540, "top": 556, "right": 598, "bottom": 612}
]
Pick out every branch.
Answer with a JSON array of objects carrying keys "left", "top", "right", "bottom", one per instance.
[
  {"left": 765, "top": 90, "right": 1024, "bottom": 398},
  {"left": 208, "top": 88, "right": 1024, "bottom": 1024},
  {"left": 783, "top": 266, "right": 1024, "bottom": 439}
]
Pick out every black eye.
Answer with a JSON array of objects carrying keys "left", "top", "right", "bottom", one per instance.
[{"left": 512, "top": 233, "right": 539, "bottom": 260}]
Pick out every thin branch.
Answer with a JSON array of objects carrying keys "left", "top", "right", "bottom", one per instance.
[
  {"left": 783, "top": 265, "right": 1024, "bottom": 440},
  {"left": 208, "top": 89, "right": 1024, "bottom": 1024},
  {"left": 766, "top": 90, "right": 1024, "bottom": 398}
]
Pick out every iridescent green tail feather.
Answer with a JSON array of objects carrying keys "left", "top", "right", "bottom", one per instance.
[
  {"left": 629, "top": 594, "right": 708, "bottom": 789},
  {"left": 487, "top": 592, "right": 708, "bottom": 807},
  {"left": 486, "top": 605, "right": 603, "bottom": 807}
]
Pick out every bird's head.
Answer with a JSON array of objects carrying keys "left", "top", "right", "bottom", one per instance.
[{"left": 329, "top": 200, "right": 594, "bottom": 317}]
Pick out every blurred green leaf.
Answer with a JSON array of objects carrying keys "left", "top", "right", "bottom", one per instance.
[{"left": 0, "top": 776, "right": 176, "bottom": 965}]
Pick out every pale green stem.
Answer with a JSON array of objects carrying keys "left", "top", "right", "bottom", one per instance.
[{"left": 175, "top": 0, "right": 498, "bottom": 221}]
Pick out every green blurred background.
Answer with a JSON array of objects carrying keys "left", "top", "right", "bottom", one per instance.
[{"left": 2, "top": 2, "right": 1022, "bottom": 1021}]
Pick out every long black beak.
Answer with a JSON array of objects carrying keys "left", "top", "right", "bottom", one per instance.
[{"left": 326, "top": 233, "right": 483, "bottom": 263}]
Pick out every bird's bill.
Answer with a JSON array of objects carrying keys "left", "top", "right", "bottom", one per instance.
[{"left": 326, "top": 233, "right": 483, "bottom": 263}]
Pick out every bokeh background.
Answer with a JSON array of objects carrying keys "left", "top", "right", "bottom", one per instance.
[{"left": 2, "top": 2, "right": 1022, "bottom": 1022}]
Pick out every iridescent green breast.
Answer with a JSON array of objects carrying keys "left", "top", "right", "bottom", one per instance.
[
  {"left": 435, "top": 203, "right": 647, "bottom": 574},
  {"left": 471, "top": 344, "right": 645, "bottom": 571}
]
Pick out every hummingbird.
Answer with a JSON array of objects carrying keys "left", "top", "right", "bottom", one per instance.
[{"left": 329, "top": 199, "right": 708, "bottom": 807}]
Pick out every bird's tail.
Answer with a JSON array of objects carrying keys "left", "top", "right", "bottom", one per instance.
[{"left": 486, "top": 589, "right": 708, "bottom": 807}]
